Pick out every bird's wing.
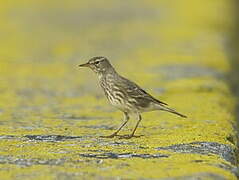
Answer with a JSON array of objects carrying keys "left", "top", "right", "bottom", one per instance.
[{"left": 118, "top": 76, "right": 168, "bottom": 106}]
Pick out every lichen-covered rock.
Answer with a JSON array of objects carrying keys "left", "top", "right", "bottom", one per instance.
[{"left": 0, "top": 0, "right": 238, "bottom": 179}]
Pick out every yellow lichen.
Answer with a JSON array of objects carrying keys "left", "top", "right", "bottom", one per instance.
[{"left": 0, "top": 0, "right": 237, "bottom": 179}]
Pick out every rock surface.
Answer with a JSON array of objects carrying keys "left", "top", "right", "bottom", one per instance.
[{"left": 0, "top": 0, "right": 238, "bottom": 179}]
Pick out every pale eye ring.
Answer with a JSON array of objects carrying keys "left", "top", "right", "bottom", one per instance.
[{"left": 95, "top": 61, "right": 100, "bottom": 65}]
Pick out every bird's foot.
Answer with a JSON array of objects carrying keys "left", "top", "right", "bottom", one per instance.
[{"left": 118, "top": 134, "right": 144, "bottom": 139}]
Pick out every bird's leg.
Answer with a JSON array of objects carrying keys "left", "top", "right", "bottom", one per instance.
[
  {"left": 127, "top": 114, "right": 142, "bottom": 139},
  {"left": 100, "top": 112, "right": 129, "bottom": 138}
]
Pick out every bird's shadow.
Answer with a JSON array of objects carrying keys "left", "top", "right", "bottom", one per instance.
[{"left": 100, "top": 134, "right": 144, "bottom": 139}]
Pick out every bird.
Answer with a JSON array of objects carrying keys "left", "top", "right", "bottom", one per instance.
[{"left": 78, "top": 56, "right": 187, "bottom": 139}]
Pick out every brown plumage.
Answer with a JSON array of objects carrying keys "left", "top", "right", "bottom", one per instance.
[{"left": 79, "top": 56, "right": 187, "bottom": 138}]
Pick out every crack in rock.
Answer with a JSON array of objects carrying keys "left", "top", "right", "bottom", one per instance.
[
  {"left": 79, "top": 152, "right": 169, "bottom": 159},
  {"left": 157, "top": 142, "right": 236, "bottom": 164},
  {"left": 0, "top": 156, "right": 66, "bottom": 166},
  {"left": 25, "top": 135, "right": 84, "bottom": 142},
  {"left": 160, "top": 173, "right": 227, "bottom": 180},
  {"left": 0, "top": 135, "right": 18, "bottom": 140}
]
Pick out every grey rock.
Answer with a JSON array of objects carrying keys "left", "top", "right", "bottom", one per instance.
[
  {"left": 25, "top": 135, "right": 84, "bottom": 142},
  {"left": 79, "top": 152, "right": 169, "bottom": 159},
  {"left": 158, "top": 65, "right": 225, "bottom": 80},
  {"left": 157, "top": 141, "right": 236, "bottom": 165}
]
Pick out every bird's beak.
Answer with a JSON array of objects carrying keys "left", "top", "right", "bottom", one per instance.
[{"left": 78, "top": 62, "right": 90, "bottom": 68}]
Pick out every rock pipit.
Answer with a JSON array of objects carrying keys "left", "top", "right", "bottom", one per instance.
[{"left": 79, "top": 56, "right": 187, "bottom": 139}]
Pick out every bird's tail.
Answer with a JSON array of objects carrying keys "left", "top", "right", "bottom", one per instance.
[{"left": 159, "top": 105, "right": 187, "bottom": 118}]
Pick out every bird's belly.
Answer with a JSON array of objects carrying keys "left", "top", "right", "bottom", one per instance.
[
  {"left": 108, "top": 97, "right": 126, "bottom": 110},
  {"left": 106, "top": 94, "right": 132, "bottom": 112},
  {"left": 101, "top": 83, "right": 136, "bottom": 112}
]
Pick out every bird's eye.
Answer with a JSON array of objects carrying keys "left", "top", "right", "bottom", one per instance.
[{"left": 95, "top": 61, "right": 100, "bottom": 65}]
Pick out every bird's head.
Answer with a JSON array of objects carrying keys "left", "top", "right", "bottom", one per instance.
[{"left": 79, "top": 56, "right": 113, "bottom": 74}]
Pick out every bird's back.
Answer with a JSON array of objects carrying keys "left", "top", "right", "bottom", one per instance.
[{"left": 99, "top": 72, "right": 167, "bottom": 113}]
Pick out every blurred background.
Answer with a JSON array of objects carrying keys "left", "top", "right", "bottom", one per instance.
[
  {"left": 0, "top": 0, "right": 235, "bottom": 116},
  {"left": 0, "top": 0, "right": 238, "bottom": 179}
]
